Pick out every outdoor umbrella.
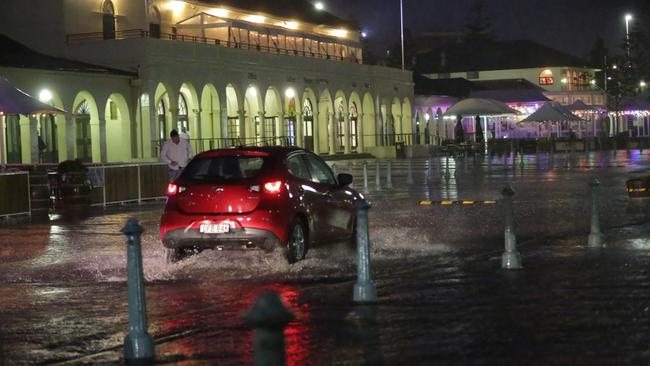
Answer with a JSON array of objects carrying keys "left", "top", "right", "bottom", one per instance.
[
  {"left": 521, "top": 102, "right": 583, "bottom": 123},
  {"left": 444, "top": 98, "right": 519, "bottom": 117},
  {"left": 0, "top": 78, "right": 67, "bottom": 165},
  {"left": 0, "top": 78, "right": 66, "bottom": 115}
]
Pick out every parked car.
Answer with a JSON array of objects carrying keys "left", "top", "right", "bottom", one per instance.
[{"left": 160, "top": 146, "right": 362, "bottom": 263}]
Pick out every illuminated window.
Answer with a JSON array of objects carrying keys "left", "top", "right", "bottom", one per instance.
[{"left": 539, "top": 69, "right": 554, "bottom": 85}]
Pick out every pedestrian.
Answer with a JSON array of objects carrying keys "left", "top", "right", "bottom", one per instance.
[
  {"left": 180, "top": 126, "right": 191, "bottom": 141},
  {"left": 37, "top": 135, "right": 47, "bottom": 163},
  {"left": 161, "top": 129, "right": 192, "bottom": 181}
]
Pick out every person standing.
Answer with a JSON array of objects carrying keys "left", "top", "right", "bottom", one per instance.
[{"left": 161, "top": 129, "right": 192, "bottom": 181}]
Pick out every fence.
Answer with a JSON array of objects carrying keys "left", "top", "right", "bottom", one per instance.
[
  {"left": 88, "top": 163, "right": 168, "bottom": 206},
  {"left": 66, "top": 29, "right": 363, "bottom": 64},
  {"left": 0, "top": 172, "right": 30, "bottom": 217}
]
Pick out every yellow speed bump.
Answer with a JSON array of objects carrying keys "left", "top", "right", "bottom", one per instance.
[{"left": 419, "top": 200, "right": 498, "bottom": 206}]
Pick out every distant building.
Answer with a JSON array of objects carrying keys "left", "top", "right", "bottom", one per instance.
[
  {"left": 415, "top": 39, "right": 605, "bottom": 107},
  {"left": 0, "top": 0, "right": 413, "bottom": 164}
]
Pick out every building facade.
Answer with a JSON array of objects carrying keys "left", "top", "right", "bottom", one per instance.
[{"left": 0, "top": 0, "right": 414, "bottom": 164}]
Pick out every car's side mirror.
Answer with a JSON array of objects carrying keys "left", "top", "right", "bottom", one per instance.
[{"left": 337, "top": 173, "right": 353, "bottom": 186}]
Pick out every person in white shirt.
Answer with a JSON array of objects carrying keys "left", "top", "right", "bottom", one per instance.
[
  {"left": 160, "top": 129, "right": 192, "bottom": 181},
  {"left": 180, "top": 126, "right": 191, "bottom": 141}
]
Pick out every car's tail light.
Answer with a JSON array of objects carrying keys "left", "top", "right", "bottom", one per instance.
[
  {"left": 167, "top": 183, "right": 186, "bottom": 196},
  {"left": 263, "top": 180, "right": 283, "bottom": 194}
]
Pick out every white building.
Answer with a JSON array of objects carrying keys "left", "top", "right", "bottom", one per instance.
[{"left": 0, "top": 0, "right": 414, "bottom": 164}]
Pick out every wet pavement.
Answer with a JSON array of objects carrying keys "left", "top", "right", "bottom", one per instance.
[{"left": 1, "top": 150, "right": 650, "bottom": 365}]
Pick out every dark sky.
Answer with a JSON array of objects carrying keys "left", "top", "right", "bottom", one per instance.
[{"left": 322, "top": 0, "right": 650, "bottom": 60}]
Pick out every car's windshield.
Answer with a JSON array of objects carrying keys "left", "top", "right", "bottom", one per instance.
[{"left": 182, "top": 156, "right": 265, "bottom": 182}]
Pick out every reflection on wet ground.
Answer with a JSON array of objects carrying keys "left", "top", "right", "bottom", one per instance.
[{"left": 0, "top": 151, "right": 649, "bottom": 364}]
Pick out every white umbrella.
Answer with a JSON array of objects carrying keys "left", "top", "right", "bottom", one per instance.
[
  {"left": 444, "top": 98, "right": 519, "bottom": 117},
  {"left": 521, "top": 102, "right": 583, "bottom": 122}
]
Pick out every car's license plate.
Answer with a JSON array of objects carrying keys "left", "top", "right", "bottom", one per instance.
[{"left": 200, "top": 223, "right": 230, "bottom": 234}]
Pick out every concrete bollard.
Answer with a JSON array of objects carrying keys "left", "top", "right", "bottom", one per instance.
[
  {"left": 501, "top": 186, "right": 522, "bottom": 269},
  {"left": 386, "top": 160, "right": 393, "bottom": 189},
  {"left": 375, "top": 160, "right": 381, "bottom": 190},
  {"left": 354, "top": 198, "right": 378, "bottom": 303},
  {"left": 363, "top": 162, "right": 369, "bottom": 194},
  {"left": 121, "top": 219, "right": 155, "bottom": 362},
  {"left": 588, "top": 179, "right": 604, "bottom": 248},
  {"left": 407, "top": 159, "right": 414, "bottom": 185},
  {"left": 243, "top": 292, "right": 294, "bottom": 366}
]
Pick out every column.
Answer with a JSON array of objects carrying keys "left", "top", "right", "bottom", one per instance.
[
  {"left": 29, "top": 115, "right": 38, "bottom": 164},
  {"left": 147, "top": 96, "right": 156, "bottom": 159},
  {"left": 313, "top": 110, "right": 320, "bottom": 154},
  {"left": 169, "top": 107, "right": 179, "bottom": 133},
  {"left": 220, "top": 106, "right": 228, "bottom": 140},
  {"left": 296, "top": 112, "right": 304, "bottom": 147},
  {"left": 193, "top": 109, "right": 202, "bottom": 138},
  {"left": 343, "top": 113, "right": 350, "bottom": 154},
  {"left": 66, "top": 115, "right": 75, "bottom": 160},
  {"left": 328, "top": 112, "right": 336, "bottom": 155},
  {"left": 357, "top": 112, "right": 365, "bottom": 153},
  {"left": 0, "top": 115, "right": 5, "bottom": 165},
  {"left": 99, "top": 118, "right": 107, "bottom": 163},
  {"left": 238, "top": 109, "right": 246, "bottom": 143},
  {"left": 258, "top": 111, "right": 266, "bottom": 144}
]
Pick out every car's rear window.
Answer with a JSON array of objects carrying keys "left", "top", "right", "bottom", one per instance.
[{"left": 182, "top": 156, "right": 265, "bottom": 182}]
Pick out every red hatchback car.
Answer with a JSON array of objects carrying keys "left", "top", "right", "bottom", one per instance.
[{"left": 160, "top": 146, "right": 362, "bottom": 263}]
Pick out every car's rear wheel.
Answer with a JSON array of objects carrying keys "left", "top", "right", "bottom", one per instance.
[{"left": 286, "top": 219, "right": 307, "bottom": 264}]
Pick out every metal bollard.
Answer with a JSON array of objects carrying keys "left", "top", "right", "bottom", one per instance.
[
  {"left": 354, "top": 198, "right": 378, "bottom": 302},
  {"left": 501, "top": 186, "right": 522, "bottom": 269},
  {"left": 363, "top": 162, "right": 369, "bottom": 194},
  {"left": 121, "top": 219, "right": 155, "bottom": 362},
  {"left": 588, "top": 179, "right": 604, "bottom": 248},
  {"left": 386, "top": 160, "right": 393, "bottom": 189},
  {"left": 375, "top": 160, "right": 381, "bottom": 190},
  {"left": 243, "top": 292, "right": 294, "bottom": 366},
  {"left": 407, "top": 159, "right": 414, "bottom": 185}
]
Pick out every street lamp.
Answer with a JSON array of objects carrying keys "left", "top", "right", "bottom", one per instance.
[
  {"left": 400, "top": 0, "right": 405, "bottom": 70},
  {"left": 314, "top": 2, "right": 324, "bottom": 11},
  {"left": 625, "top": 13, "right": 633, "bottom": 58}
]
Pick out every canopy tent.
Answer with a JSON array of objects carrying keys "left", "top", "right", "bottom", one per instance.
[
  {"left": 521, "top": 102, "right": 583, "bottom": 122},
  {"left": 568, "top": 99, "right": 597, "bottom": 112},
  {"left": 0, "top": 78, "right": 67, "bottom": 165},
  {"left": 444, "top": 97, "right": 519, "bottom": 117}
]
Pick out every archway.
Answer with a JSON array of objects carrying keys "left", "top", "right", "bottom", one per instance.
[
  {"left": 72, "top": 91, "right": 100, "bottom": 162},
  {"left": 334, "top": 91, "right": 348, "bottom": 153},
  {"left": 301, "top": 89, "right": 317, "bottom": 151},
  {"left": 263, "top": 87, "right": 282, "bottom": 145},
  {"left": 283, "top": 88, "right": 298, "bottom": 146},
  {"left": 349, "top": 91, "right": 362, "bottom": 152},
  {"left": 244, "top": 85, "right": 262, "bottom": 145},
  {"left": 225, "top": 84, "right": 240, "bottom": 146},
  {"left": 317, "top": 89, "right": 333, "bottom": 154},
  {"left": 105, "top": 93, "right": 132, "bottom": 162},
  {"left": 200, "top": 84, "right": 220, "bottom": 152}
]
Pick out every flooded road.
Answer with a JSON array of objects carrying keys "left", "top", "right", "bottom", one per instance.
[{"left": 1, "top": 150, "right": 650, "bottom": 365}]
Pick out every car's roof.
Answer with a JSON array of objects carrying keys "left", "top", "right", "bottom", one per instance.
[{"left": 195, "top": 146, "right": 305, "bottom": 159}]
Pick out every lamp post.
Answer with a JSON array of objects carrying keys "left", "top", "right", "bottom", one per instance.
[
  {"left": 625, "top": 14, "right": 633, "bottom": 58},
  {"left": 400, "top": 0, "right": 405, "bottom": 70}
]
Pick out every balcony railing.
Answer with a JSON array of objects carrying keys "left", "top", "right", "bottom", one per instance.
[{"left": 66, "top": 29, "right": 363, "bottom": 64}]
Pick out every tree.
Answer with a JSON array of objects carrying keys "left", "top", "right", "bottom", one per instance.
[
  {"left": 383, "top": 28, "right": 415, "bottom": 69},
  {"left": 588, "top": 38, "right": 609, "bottom": 90},
  {"left": 465, "top": 0, "right": 493, "bottom": 42}
]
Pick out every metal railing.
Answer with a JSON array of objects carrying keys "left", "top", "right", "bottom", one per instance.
[
  {"left": 66, "top": 29, "right": 363, "bottom": 64},
  {"left": 88, "top": 163, "right": 168, "bottom": 206},
  {"left": 0, "top": 172, "right": 30, "bottom": 217},
  {"left": 153, "top": 136, "right": 294, "bottom": 157}
]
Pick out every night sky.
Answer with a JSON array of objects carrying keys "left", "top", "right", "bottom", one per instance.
[{"left": 322, "top": 0, "right": 650, "bottom": 59}]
